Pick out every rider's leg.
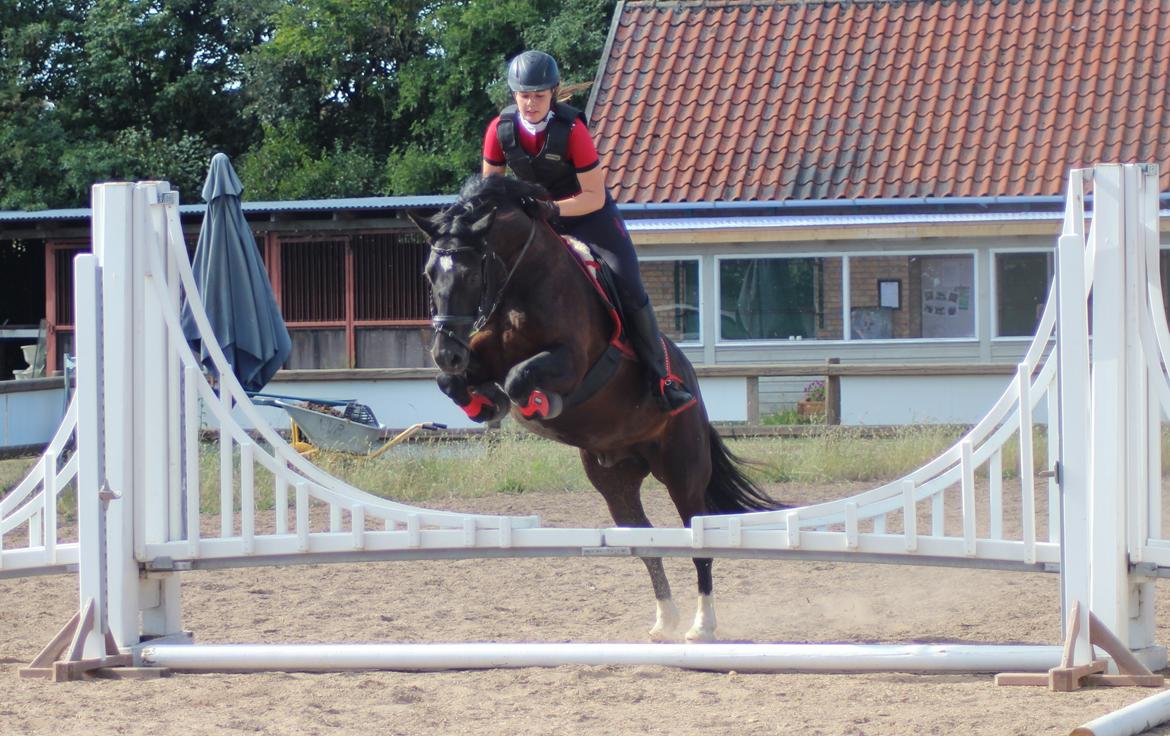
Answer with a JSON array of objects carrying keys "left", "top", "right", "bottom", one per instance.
[
  {"left": 560, "top": 196, "right": 696, "bottom": 412},
  {"left": 625, "top": 299, "right": 697, "bottom": 413}
]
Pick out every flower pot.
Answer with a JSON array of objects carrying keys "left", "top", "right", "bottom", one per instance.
[{"left": 796, "top": 400, "right": 825, "bottom": 418}]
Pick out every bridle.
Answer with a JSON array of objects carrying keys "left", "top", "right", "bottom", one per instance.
[{"left": 429, "top": 213, "right": 539, "bottom": 350}]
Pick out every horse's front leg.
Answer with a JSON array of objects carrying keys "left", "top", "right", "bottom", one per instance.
[
  {"left": 502, "top": 346, "right": 577, "bottom": 420},
  {"left": 578, "top": 449, "right": 678, "bottom": 641},
  {"left": 436, "top": 373, "right": 509, "bottom": 424}
]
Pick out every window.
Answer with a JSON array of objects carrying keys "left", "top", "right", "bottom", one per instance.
[
  {"left": 641, "top": 258, "right": 700, "bottom": 344},
  {"left": 718, "top": 257, "right": 837, "bottom": 341},
  {"left": 995, "top": 252, "right": 1053, "bottom": 337},
  {"left": 916, "top": 254, "right": 976, "bottom": 339},
  {"left": 846, "top": 254, "right": 975, "bottom": 340},
  {"left": 1160, "top": 249, "right": 1170, "bottom": 328}
]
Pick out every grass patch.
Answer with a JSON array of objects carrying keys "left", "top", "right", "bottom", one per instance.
[
  {"left": 190, "top": 425, "right": 974, "bottom": 508},
  {"left": 7, "top": 423, "right": 1164, "bottom": 512},
  {"left": 0, "top": 456, "right": 39, "bottom": 492}
]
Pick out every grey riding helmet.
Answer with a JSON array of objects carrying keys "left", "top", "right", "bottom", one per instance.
[{"left": 507, "top": 51, "right": 560, "bottom": 92}]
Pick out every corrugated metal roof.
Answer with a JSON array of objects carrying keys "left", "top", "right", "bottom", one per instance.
[
  {"left": 627, "top": 209, "right": 1170, "bottom": 232},
  {"left": 2, "top": 193, "right": 1165, "bottom": 230},
  {"left": 0, "top": 194, "right": 459, "bottom": 224}
]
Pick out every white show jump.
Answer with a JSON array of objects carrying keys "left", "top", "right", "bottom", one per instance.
[{"left": 2, "top": 166, "right": 1169, "bottom": 699}]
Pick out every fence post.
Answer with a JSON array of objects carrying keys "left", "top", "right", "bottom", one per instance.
[
  {"left": 745, "top": 376, "right": 759, "bottom": 425},
  {"left": 825, "top": 358, "right": 841, "bottom": 425}
]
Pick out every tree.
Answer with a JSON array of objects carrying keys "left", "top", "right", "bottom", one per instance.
[
  {"left": 0, "top": 0, "right": 274, "bottom": 208},
  {"left": 0, "top": 0, "right": 619, "bottom": 208}
]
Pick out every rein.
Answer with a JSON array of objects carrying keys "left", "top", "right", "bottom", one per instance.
[{"left": 430, "top": 215, "right": 539, "bottom": 348}]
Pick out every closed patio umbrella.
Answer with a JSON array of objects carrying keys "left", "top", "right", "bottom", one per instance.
[{"left": 181, "top": 153, "right": 291, "bottom": 392}]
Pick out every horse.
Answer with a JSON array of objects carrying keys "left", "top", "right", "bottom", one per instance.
[{"left": 409, "top": 175, "right": 786, "bottom": 642}]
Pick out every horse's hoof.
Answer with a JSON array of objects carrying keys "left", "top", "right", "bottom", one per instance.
[
  {"left": 684, "top": 626, "right": 717, "bottom": 643},
  {"left": 685, "top": 594, "right": 717, "bottom": 642},
  {"left": 648, "top": 599, "right": 679, "bottom": 642},
  {"left": 648, "top": 625, "right": 673, "bottom": 642}
]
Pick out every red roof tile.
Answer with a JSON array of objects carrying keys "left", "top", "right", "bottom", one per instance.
[{"left": 587, "top": 0, "right": 1170, "bottom": 202}]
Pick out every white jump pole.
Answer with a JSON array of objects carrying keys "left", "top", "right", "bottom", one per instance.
[
  {"left": 1072, "top": 689, "right": 1170, "bottom": 736},
  {"left": 139, "top": 642, "right": 1065, "bottom": 674}
]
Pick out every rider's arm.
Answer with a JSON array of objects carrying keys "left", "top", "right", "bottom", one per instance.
[
  {"left": 555, "top": 167, "right": 605, "bottom": 217},
  {"left": 482, "top": 117, "right": 507, "bottom": 178},
  {"left": 552, "top": 121, "right": 606, "bottom": 217}
]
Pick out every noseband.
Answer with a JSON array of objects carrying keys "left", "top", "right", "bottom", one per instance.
[{"left": 430, "top": 214, "right": 539, "bottom": 348}]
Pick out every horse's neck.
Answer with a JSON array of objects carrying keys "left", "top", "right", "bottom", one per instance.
[{"left": 501, "top": 224, "right": 609, "bottom": 337}]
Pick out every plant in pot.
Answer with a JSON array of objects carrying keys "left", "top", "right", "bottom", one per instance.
[{"left": 797, "top": 379, "right": 826, "bottom": 418}]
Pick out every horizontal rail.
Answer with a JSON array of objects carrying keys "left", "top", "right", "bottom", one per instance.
[{"left": 139, "top": 642, "right": 1068, "bottom": 674}]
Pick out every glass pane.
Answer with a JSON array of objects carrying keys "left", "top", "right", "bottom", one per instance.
[
  {"left": 918, "top": 255, "right": 975, "bottom": 338},
  {"left": 848, "top": 255, "right": 912, "bottom": 339},
  {"left": 1161, "top": 250, "right": 1170, "bottom": 328},
  {"left": 843, "top": 254, "right": 976, "bottom": 339},
  {"left": 356, "top": 327, "right": 432, "bottom": 369},
  {"left": 286, "top": 329, "right": 346, "bottom": 369},
  {"left": 996, "top": 252, "right": 1053, "bottom": 337},
  {"left": 719, "top": 257, "right": 837, "bottom": 340},
  {"left": 641, "top": 259, "right": 700, "bottom": 343}
]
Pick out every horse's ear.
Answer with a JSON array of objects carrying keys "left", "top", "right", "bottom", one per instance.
[
  {"left": 407, "top": 211, "right": 441, "bottom": 241},
  {"left": 469, "top": 208, "right": 496, "bottom": 235}
]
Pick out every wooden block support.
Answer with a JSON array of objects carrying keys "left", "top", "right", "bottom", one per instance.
[
  {"left": 996, "top": 602, "right": 1164, "bottom": 691},
  {"left": 19, "top": 599, "right": 168, "bottom": 682}
]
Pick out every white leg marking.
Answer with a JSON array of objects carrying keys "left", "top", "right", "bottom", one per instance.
[
  {"left": 685, "top": 594, "right": 717, "bottom": 642},
  {"left": 648, "top": 598, "right": 679, "bottom": 642}
]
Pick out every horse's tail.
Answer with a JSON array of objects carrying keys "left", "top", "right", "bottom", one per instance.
[{"left": 704, "top": 424, "right": 788, "bottom": 514}]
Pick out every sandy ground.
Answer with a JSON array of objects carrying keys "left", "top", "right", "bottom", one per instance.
[{"left": 4, "top": 482, "right": 1170, "bottom": 736}]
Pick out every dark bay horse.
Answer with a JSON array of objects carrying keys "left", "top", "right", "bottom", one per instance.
[{"left": 410, "top": 175, "right": 785, "bottom": 641}]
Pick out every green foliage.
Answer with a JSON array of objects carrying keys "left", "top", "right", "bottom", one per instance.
[
  {"left": 0, "top": 0, "right": 619, "bottom": 208},
  {"left": 238, "top": 122, "right": 384, "bottom": 200},
  {"left": 0, "top": 0, "right": 272, "bottom": 207}
]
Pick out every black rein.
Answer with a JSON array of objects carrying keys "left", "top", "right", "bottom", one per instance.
[{"left": 430, "top": 215, "right": 539, "bottom": 348}]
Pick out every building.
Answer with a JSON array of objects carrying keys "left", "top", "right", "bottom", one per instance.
[{"left": 1, "top": 0, "right": 1168, "bottom": 421}]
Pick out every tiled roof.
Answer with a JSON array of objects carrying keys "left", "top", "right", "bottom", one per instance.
[{"left": 587, "top": 0, "right": 1170, "bottom": 202}]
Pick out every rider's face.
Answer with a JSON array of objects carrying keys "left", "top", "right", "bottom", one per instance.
[{"left": 513, "top": 89, "right": 554, "bottom": 124}]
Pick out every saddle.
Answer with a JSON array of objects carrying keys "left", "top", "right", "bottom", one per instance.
[{"left": 541, "top": 234, "right": 636, "bottom": 412}]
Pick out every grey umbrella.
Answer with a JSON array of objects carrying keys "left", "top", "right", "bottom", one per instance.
[{"left": 182, "top": 153, "right": 291, "bottom": 393}]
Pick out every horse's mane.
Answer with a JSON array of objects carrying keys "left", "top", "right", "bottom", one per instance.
[{"left": 434, "top": 176, "right": 548, "bottom": 236}]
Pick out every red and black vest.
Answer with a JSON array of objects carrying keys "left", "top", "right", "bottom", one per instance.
[{"left": 496, "top": 102, "right": 588, "bottom": 199}]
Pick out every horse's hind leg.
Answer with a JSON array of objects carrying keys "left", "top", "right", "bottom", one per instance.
[
  {"left": 651, "top": 418, "right": 718, "bottom": 642},
  {"left": 579, "top": 449, "right": 679, "bottom": 641}
]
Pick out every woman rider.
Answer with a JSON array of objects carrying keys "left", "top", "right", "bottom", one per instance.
[{"left": 481, "top": 50, "right": 696, "bottom": 414}]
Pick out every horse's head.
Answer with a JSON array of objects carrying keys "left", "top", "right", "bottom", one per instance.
[
  {"left": 410, "top": 203, "right": 497, "bottom": 374},
  {"left": 410, "top": 176, "right": 550, "bottom": 375}
]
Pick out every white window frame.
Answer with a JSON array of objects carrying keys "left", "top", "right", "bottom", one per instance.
[
  {"left": 639, "top": 254, "right": 703, "bottom": 347},
  {"left": 713, "top": 251, "right": 841, "bottom": 345},
  {"left": 714, "top": 249, "right": 980, "bottom": 345},
  {"left": 989, "top": 247, "right": 1055, "bottom": 341}
]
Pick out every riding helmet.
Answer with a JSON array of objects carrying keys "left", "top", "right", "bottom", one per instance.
[{"left": 507, "top": 50, "right": 560, "bottom": 92}]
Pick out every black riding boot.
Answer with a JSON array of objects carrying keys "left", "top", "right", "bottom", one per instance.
[{"left": 626, "top": 302, "right": 696, "bottom": 413}]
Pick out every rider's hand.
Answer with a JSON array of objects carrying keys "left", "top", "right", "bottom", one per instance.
[{"left": 521, "top": 196, "right": 560, "bottom": 223}]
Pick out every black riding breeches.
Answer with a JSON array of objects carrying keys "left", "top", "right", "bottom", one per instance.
[{"left": 557, "top": 194, "right": 648, "bottom": 310}]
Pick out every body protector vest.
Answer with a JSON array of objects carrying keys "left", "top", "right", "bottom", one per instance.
[{"left": 496, "top": 102, "right": 588, "bottom": 200}]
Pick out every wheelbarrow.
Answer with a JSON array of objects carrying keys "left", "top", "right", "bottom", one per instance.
[{"left": 250, "top": 393, "right": 445, "bottom": 458}]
